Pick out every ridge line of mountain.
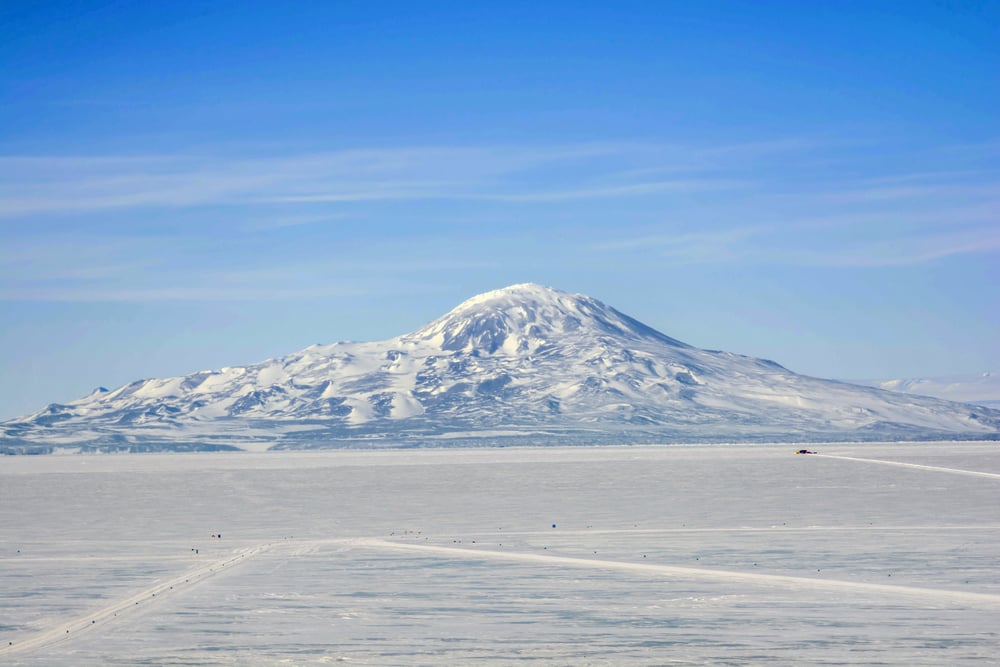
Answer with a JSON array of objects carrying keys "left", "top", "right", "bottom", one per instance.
[{"left": 3, "top": 284, "right": 997, "bottom": 453}]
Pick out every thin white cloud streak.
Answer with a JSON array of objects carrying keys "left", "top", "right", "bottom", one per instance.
[
  {"left": 256, "top": 181, "right": 472, "bottom": 204},
  {"left": 0, "top": 230, "right": 501, "bottom": 301},
  {"left": 239, "top": 213, "right": 350, "bottom": 231},
  {"left": 0, "top": 237, "right": 167, "bottom": 282},
  {"left": 0, "top": 145, "right": 595, "bottom": 215},
  {"left": 0, "top": 142, "right": 771, "bottom": 218},
  {"left": 203, "top": 259, "right": 499, "bottom": 287},
  {"left": 774, "top": 203, "right": 1000, "bottom": 232},
  {"left": 0, "top": 285, "right": 368, "bottom": 302},
  {"left": 798, "top": 228, "right": 1000, "bottom": 268},
  {"left": 592, "top": 211, "right": 1000, "bottom": 268},
  {"left": 4, "top": 139, "right": 992, "bottom": 219},
  {"left": 810, "top": 183, "right": 1000, "bottom": 205},
  {"left": 690, "top": 137, "right": 820, "bottom": 159},
  {"left": 860, "top": 169, "right": 997, "bottom": 186},
  {"left": 592, "top": 225, "right": 770, "bottom": 253},
  {"left": 586, "top": 138, "right": 819, "bottom": 181},
  {"left": 584, "top": 146, "right": 1000, "bottom": 268},
  {"left": 269, "top": 178, "right": 746, "bottom": 204},
  {"left": 472, "top": 179, "right": 747, "bottom": 202},
  {"left": 589, "top": 226, "right": 768, "bottom": 266},
  {"left": 0, "top": 263, "right": 495, "bottom": 301},
  {"left": 3, "top": 139, "right": 997, "bottom": 287}
]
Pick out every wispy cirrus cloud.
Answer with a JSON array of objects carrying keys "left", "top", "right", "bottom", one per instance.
[
  {"left": 806, "top": 182, "right": 1000, "bottom": 205},
  {"left": 591, "top": 225, "right": 771, "bottom": 263},
  {"left": 472, "top": 179, "right": 748, "bottom": 203},
  {"left": 0, "top": 285, "right": 366, "bottom": 302},
  {"left": 0, "top": 229, "right": 502, "bottom": 302},
  {"left": 596, "top": 217, "right": 1000, "bottom": 267},
  {"left": 0, "top": 142, "right": 762, "bottom": 218},
  {"left": 797, "top": 225, "right": 1000, "bottom": 268},
  {"left": 3, "top": 138, "right": 997, "bottom": 302},
  {"left": 591, "top": 186, "right": 1000, "bottom": 268}
]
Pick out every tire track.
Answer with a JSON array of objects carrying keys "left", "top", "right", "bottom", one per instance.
[
  {"left": 358, "top": 538, "right": 1000, "bottom": 608},
  {"left": 1, "top": 543, "right": 271, "bottom": 657},
  {"left": 468, "top": 524, "right": 1000, "bottom": 538},
  {"left": 811, "top": 453, "right": 1000, "bottom": 480}
]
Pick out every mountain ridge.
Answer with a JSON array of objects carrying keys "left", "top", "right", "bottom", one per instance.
[
  {"left": 3, "top": 284, "right": 998, "bottom": 453},
  {"left": 855, "top": 372, "right": 1000, "bottom": 408}
]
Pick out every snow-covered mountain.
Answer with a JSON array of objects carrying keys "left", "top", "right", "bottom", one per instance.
[
  {"left": 857, "top": 373, "right": 1000, "bottom": 409},
  {"left": 3, "top": 284, "right": 998, "bottom": 453}
]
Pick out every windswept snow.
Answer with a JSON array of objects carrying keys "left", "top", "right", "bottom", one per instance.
[{"left": 1, "top": 443, "right": 998, "bottom": 665}]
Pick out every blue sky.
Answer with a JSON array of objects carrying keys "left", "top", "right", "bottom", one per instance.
[{"left": 1, "top": 1, "right": 998, "bottom": 419}]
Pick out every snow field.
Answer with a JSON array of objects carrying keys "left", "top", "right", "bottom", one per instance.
[{"left": 1, "top": 442, "right": 998, "bottom": 664}]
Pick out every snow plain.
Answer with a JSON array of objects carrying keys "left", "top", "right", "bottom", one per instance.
[{"left": 2, "top": 442, "right": 998, "bottom": 665}]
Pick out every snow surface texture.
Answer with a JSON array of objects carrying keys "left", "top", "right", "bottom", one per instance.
[
  {"left": 3, "top": 283, "right": 998, "bottom": 453},
  {"left": 858, "top": 372, "right": 1000, "bottom": 409},
  {"left": 1, "top": 443, "right": 998, "bottom": 665}
]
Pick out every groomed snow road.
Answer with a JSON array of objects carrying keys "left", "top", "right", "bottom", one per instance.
[{"left": 0, "top": 544, "right": 272, "bottom": 657}]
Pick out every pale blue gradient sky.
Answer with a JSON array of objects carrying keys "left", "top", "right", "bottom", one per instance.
[{"left": 1, "top": 1, "right": 998, "bottom": 418}]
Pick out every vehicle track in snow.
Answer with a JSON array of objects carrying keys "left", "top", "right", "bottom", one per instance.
[
  {"left": 0, "top": 543, "right": 272, "bottom": 658},
  {"left": 6, "top": 525, "right": 997, "bottom": 658},
  {"left": 462, "top": 524, "right": 1000, "bottom": 538},
  {"left": 811, "top": 453, "right": 1000, "bottom": 480},
  {"left": 358, "top": 538, "right": 1000, "bottom": 608}
]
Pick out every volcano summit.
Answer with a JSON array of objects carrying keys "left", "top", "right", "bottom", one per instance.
[{"left": 3, "top": 284, "right": 997, "bottom": 453}]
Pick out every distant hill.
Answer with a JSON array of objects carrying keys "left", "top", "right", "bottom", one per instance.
[
  {"left": 855, "top": 373, "right": 1000, "bottom": 409},
  {"left": 3, "top": 284, "right": 998, "bottom": 453}
]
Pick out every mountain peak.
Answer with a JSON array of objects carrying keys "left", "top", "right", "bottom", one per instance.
[
  {"left": 443, "top": 283, "right": 573, "bottom": 318},
  {"left": 455, "top": 282, "right": 562, "bottom": 304},
  {"left": 406, "top": 284, "right": 688, "bottom": 354}
]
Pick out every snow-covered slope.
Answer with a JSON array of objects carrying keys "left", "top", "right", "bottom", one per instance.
[
  {"left": 3, "top": 284, "right": 998, "bottom": 453},
  {"left": 857, "top": 373, "right": 1000, "bottom": 408}
]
